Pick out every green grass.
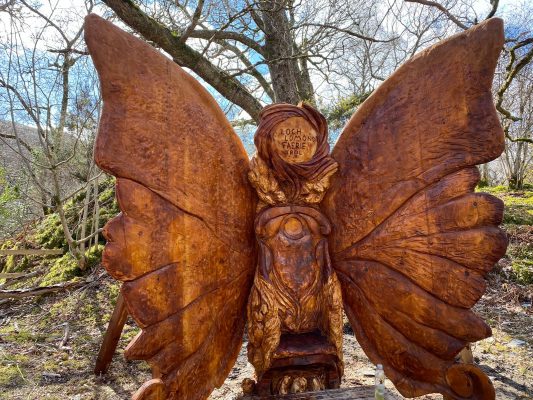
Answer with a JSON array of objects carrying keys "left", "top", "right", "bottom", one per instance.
[
  {"left": 478, "top": 185, "right": 533, "bottom": 284},
  {"left": 479, "top": 186, "right": 533, "bottom": 225},
  {"left": 0, "top": 365, "right": 24, "bottom": 387},
  {"left": 512, "top": 259, "right": 533, "bottom": 285}
]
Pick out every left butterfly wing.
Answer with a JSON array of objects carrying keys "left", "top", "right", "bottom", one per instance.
[
  {"left": 322, "top": 18, "right": 507, "bottom": 399},
  {"left": 85, "top": 15, "right": 256, "bottom": 400}
]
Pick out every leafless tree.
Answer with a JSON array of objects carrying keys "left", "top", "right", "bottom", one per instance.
[
  {"left": 98, "top": 0, "right": 404, "bottom": 122},
  {"left": 0, "top": 0, "right": 103, "bottom": 265},
  {"left": 498, "top": 63, "right": 533, "bottom": 188}
]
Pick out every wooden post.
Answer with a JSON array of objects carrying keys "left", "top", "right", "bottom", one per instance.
[{"left": 94, "top": 292, "right": 128, "bottom": 374}]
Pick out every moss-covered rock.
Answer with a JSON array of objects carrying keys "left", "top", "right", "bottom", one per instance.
[
  {"left": 0, "top": 240, "right": 32, "bottom": 274},
  {"left": 40, "top": 253, "right": 81, "bottom": 286},
  {"left": 34, "top": 213, "right": 68, "bottom": 250},
  {"left": 84, "top": 244, "right": 103, "bottom": 269},
  {"left": 98, "top": 184, "right": 116, "bottom": 205},
  {"left": 39, "top": 245, "right": 104, "bottom": 286}
]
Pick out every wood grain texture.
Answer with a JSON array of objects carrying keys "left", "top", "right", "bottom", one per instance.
[
  {"left": 94, "top": 292, "right": 128, "bottom": 374},
  {"left": 246, "top": 206, "right": 344, "bottom": 382},
  {"left": 85, "top": 14, "right": 256, "bottom": 400},
  {"left": 323, "top": 18, "right": 507, "bottom": 400},
  {"left": 246, "top": 104, "right": 343, "bottom": 396}
]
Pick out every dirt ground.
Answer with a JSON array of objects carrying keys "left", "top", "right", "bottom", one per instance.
[{"left": 0, "top": 264, "right": 531, "bottom": 400}]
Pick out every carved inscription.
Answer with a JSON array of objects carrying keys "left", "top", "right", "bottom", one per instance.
[{"left": 273, "top": 117, "right": 318, "bottom": 164}]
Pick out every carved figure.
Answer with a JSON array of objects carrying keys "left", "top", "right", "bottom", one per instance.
[
  {"left": 246, "top": 105, "right": 344, "bottom": 389},
  {"left": 85, "top": 14, "right": 508, "bottom": 400}
]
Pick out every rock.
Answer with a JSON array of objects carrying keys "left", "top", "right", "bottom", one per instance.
[{"left": 508, "top": 339, "right": 527, "bottom": 348}]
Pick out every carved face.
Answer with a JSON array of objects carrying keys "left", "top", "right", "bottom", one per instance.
[{"left": 272, "top": 117, "right": 318, "bottom": 164}]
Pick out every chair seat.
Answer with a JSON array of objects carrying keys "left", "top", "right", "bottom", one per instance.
[{"left": 273, "top": 331, "right": 338, "bottom": 360}]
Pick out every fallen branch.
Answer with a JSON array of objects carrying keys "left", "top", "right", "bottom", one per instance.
[
  {"left": 0, "top": 270, "right": 44, "bottom": 290},
  {"left": 505, "top": 132, "right": 533, "bottom": 144},
  {"left": 0, "top": 281, "right": 84, "bottom": 299},
  {"left": 59, "top": 322, "right": 70, "bottom": 350},
  {"left": 0, "top": 272, "right": 27, "bottom": 279},
  {"left": 0, "top": 248, "right": 64, "bottom": 256}
]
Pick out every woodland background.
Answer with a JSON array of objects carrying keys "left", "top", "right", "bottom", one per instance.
[{"left": 0, "top": 0, "right": 531, "bottom": 399}]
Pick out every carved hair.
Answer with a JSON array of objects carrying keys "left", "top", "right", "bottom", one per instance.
[{"left": 254, "top": 103, "right": 337, "bottom": 202}]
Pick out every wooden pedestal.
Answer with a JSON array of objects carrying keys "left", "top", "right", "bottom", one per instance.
[{"left": 255, "top": 331, "right": 342, "bottom": 396}]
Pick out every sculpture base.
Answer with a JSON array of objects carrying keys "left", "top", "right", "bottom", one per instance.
[
  {"left": 251, "top": 331, "right": 342, "bottom": 396},
  {"left": 249, "top": 386, "right": 400, "bottom": 399}
]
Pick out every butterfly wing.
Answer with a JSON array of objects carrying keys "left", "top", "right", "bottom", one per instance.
[
  {"left": 322, "top": 18, "right": 507, "bottom": 399},
  {"left": 85, "top": 15, "right": 256, "bottom": 400}
]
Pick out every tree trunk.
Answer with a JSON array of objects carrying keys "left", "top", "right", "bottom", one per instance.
[
  {"left": 298, "top": 50, "right": 316, "bottom": 105},
  {"left": 479, "top": 163, "right": 490, "bottom": 186},
  {"left": 260, "top": 1, "right": 314, "bottom": 104},
  {"left": 509, "top": 141, "right": 525, "bottom": 189},
  {"left": 261, "top": 1, "right": 300, "bottom": 103}
]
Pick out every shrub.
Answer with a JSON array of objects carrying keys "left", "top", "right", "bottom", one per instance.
[{"left": 511, "top": 260, "right": 533, "bottom": 285}]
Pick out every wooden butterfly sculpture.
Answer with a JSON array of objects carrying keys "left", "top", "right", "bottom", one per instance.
[{"left": 85, "top": 14, "right": 508, "bottom": 400}]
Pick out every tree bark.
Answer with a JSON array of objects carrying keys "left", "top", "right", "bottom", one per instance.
[{"left": 260, "top": 0, "right": 303, "bottom": 104}]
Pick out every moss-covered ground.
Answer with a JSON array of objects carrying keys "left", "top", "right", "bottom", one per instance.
[{"left": 0, "top": 186, "right": 531, "bottom": 399}]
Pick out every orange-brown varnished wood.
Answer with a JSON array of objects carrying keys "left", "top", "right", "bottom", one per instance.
[
  {"left": 85, "top": 14, "right": 256, "bottom": 400},
  {"left": 245, "top": 104, "right": 344, "bottom": 396},
  {"left": 94, "top": 292, "right": 128, "bottom": 374},
  {"left": 86, "top": 12, "right": 509, "bottom": 400},
  {"left": 323, "top": 18, "right": 507, "bottom": 400}
]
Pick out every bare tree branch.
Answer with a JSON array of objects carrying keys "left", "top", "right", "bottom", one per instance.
[
  {"left": 102, "top": 0, "right": 263, "bottom": 121},
  {"left": 48, "top": 48, "right": 89, "bottom": 56},
  {"left": 293, "top": 23, "right": 398, "bottom": 43},
  {"left": 0, "top": 0, "right": 15, "bottom": 12},
  {"left": 188, "top": 29, "right": 265, "bottom": 54},
  {"left": 0, "top": 133, "right": 33, "bottom": 153},
  {"left": 496, "top": 39, "right": 533, "bottom": 121},
  {"left": 485, "top": 0, "right": 499, "bottom": 19},
  {"left": 505, "top": 132, "right": 533, "bottom": 144},
  {"left": 0, "top": 281, "right": 85, "bottom": 299},
  {"left": 178, "top": 0, "right": 205, "bottom": 44},
  {"left": 404, "top": 0, "right": 468, "bottom": 30}
]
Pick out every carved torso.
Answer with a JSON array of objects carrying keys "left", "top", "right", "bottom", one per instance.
[
  {"left": 246, "top": 105, "right": 344, "bottom": 388},
  {"left": 256, "top": 206, "right": 331, "bottom": 333}
]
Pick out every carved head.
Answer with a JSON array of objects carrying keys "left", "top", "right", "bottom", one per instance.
[{"left": 254, "top": 103, "right": 337, "bottom": 201}]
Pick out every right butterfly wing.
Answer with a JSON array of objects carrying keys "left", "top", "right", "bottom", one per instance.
[
  {"left": 323, "top": 18, "right": 507, "bottom": 399},
  {"left": 85, "top": 15, "right": 256, "bottom": 400}
]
